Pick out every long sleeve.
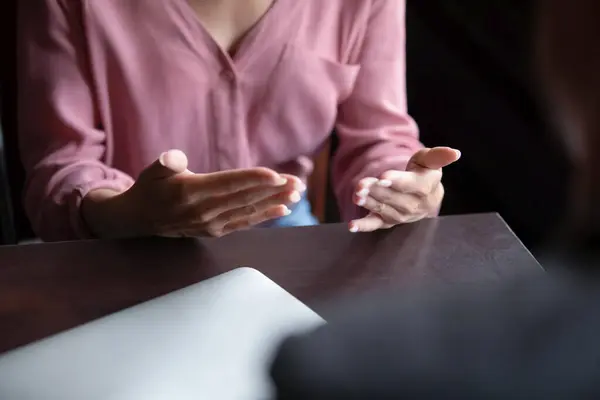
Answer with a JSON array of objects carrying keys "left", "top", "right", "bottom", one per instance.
[
  {"left": 332, "top": 0, "right": 423, "bottom": 221},
  {"left": 17, "top": 0, "right": 134, "bottom": 241}
]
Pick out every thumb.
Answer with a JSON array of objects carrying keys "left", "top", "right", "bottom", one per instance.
[
  {"left": 140, "top": 149, "right": 189, "bottom": 180},
  {"left": 407, "top": 147, "right": 461, "bottom": 171}
]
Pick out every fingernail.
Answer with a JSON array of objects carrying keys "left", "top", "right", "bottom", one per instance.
[
  {"left": 357, "top": 188, "right": 370, "bottom": 197},
  {"left": 158, "top": 152, "right": 167, "bottom": 166},
  {"left": 275, "top": 177, "right": 288, "bottom": 186},
  {"left": 362, "top": 177, "right": 378, "bottom": 186},
  {"left": 349, "top": 223, "right": 359, "bottom": 233},
  {"left": 289, "top": 191, "right": 301, "bottom": 203},
  {"left": 282, "top": 206, "right": 292, "bottom": 216},
  {"left": 355, "top": 196, "right": 366, "bottom": 206},
  {"left": 381, "top": 171, "right": 402, "bottom": 181},
  {"left": 377, "top": 179, "right": 392, "bottom": 188},
  {"left": 295, "top": 181, "right": 307, "bottom": 192},
  {"left": 454, "top": 149, "right": 462, "bottom": 158}
]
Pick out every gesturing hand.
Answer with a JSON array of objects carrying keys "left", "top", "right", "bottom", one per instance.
[
  {"left": 349, "top": 147, "right": 461, "bottom": 233},
  {"left": 111, "top": 150, "right": 305, "bottom": 238}
]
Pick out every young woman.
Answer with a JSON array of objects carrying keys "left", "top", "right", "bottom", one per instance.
[{"left": 18, "top": 0, "right": 460, "bottom": 241}]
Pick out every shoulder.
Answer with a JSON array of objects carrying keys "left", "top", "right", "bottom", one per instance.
[
  {"left": 293, "top": 0, "right": 406, "bottom": 63},
  {"left": 299, "top": 0, "right": 371, "bottom": 27},
  {"left": 310, "top": 0, "right": 406, "bottom": 37},
  {"left": 367, "top": 0, "right": 407, "bottom": 27},
  {"left": 370, "top": 0, "right": 406, "bottom": 11},
  {"left": 302, "top": 0, "right": 405, "bottom": 18}
]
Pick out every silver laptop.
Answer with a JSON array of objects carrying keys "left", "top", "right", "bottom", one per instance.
[{"left": 0, "top": 267, "right": 324, "bottom": 400}]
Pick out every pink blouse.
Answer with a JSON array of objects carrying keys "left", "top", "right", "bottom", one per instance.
[{"left": 18, "top": 0, "right": 422, "bottom": 241}]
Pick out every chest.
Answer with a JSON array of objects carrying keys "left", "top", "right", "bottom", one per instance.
[
  {"left": 83, "top": 0, "right": 364, "bottom": 170},
  {"left": 186, "top": 0, "right": 274, "bottom": 55}
]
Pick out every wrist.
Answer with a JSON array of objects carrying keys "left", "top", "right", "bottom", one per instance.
[{"left": 81, "top": 188, "right": 144, "bottom": 239}]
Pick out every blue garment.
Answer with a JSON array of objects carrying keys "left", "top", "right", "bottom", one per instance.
[{"left": 265, "top": 194, "right": 319, "bottom": 228}]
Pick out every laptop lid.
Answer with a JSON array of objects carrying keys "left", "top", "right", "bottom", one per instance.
[{"left": 0, "top": 267, "right": 324, "bottom": 400}]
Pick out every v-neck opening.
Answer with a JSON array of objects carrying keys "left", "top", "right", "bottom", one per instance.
[{"left": 177, "top": 0, "right": 288, "bottom": 69}]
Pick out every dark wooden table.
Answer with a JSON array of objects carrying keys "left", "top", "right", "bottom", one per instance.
[{"left": 0, "top": 213, "right": 540, "bottom": 354}]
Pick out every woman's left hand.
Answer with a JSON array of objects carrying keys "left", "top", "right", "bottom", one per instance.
[{"left": 349, "top": 147, "right": 461, "bottom": 233}]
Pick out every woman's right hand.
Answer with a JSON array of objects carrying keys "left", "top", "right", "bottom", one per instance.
[{"left": 82, "top": 150, "right": 305, "bottom": 238}]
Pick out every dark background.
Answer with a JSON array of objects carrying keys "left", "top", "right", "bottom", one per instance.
[
  {"left": 328, "top": 0, "right": 571, "bottom": 254},
  {"left": 404, "top": 0, "right": 569, "bottom": 250},
  {"left": 1, "top": 1, "right": 571, "bottom": 253}
]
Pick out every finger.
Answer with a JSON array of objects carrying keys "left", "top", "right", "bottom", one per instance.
[
  {"left": 357, "top": 177, "right": 379, "bottom": 191},
  {"left": 200, "top": 179, "right": 299, "bottom": 221},
  {"left": 161, "top": 181, "right": 297, "bottom": 233},
  {"left": 359, "top": 186, "right": 422, "bottom": 216},
  {"left": 424, "top": 183, "right": 445, "bottom": 217},
  {"left": 209, "top": 189, "right": 300, "bottom": 229},
  {"left": 139, "top": 149, "right": 189, "bottom": 181},
  {"left": 168, "top": 182, "right": 299, "bottom": 232},
  {"left": 222, "top": 205, "right": 290, "bottom": 235},
  {"left": 280, "top": 174, "right": 308, "bottom": 192},
  {"left": 349, "top": 213, "right": 385, "bottom": 233},
  {"left": 354, "top": 193, "right": 409, "bottom": 224},
  {"left": 406, "top": 147, "right": 461, "bottom": 171},
  {"left": 377, "top": 170, "right": 442, "bottom": 197},
  {"left": 195, "top": 167, "right": 289, "bottom": 197},
  {"left": 355, "top": 177, "right": 379, "bottom": 197}
]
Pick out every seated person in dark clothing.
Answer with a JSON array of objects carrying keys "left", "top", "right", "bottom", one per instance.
[{"left": 269, "top": 1, "right": 600, "bottom": 398}]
